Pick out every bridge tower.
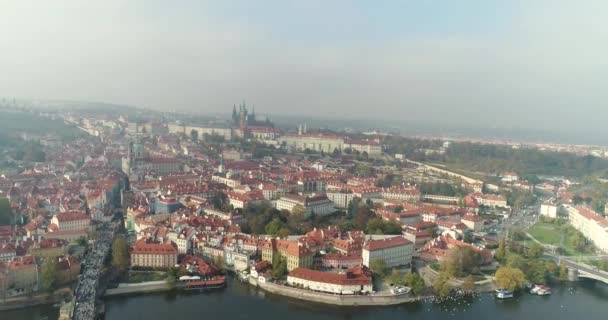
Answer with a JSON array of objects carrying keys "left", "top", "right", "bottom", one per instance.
[{"left": 568, "top": 267, "right": 579, "bottom": 281}]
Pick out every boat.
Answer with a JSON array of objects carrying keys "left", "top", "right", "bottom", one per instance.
[
  {"left": 531, "top": 285, "right": 551, "bottom": 295},
  {"left": 495, "top": 289, "right": 514, "bottom": 299}
]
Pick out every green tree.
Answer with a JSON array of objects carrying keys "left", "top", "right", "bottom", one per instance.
[
  {"left": 495, "top": 266, "right": 526, "bottom": 291},
  {"left": 190, "top": 129, "right": 199, "bottom": 142},
  {"left": 265, "top": 218, "right": 284, "bottom": 237},
  {"left": 433, "top": 271, "right": 451, "bottom": 297},
  {"left": 405, "top": 272, "right": 426, "bottom": 295},
  {"left": 0, "top": 197, "right": 12, "bottom": 225},
  {"left": 272, "top": 255, "right": 288, "bottom": 279},
  {"left": 388, "top": 269, "right": 407, "bottom": 286},
  {"left": 213, "top": 255, "right": 226, "bottom": 273},
  {"left": 527, "top": 243, "right": 545, "bottom": 259},
  {"left": 112, "top": 237, "right": 130, "bottom": 273},
  {"left": 442, "top": 246, "right": 482, "bottom": 277},
  {"left": 40, "top": 258, "right": 58, "bottom": 293},
  {"left": 369, "top": 259, "right": 388, "bottom": 278}
]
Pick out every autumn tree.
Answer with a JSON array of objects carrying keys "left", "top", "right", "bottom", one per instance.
[
  {"left": 463, "top": 275, "right": 475, "bottom": 292},
  {"left": 442, "top": 246, "right": 482, "bottom": 277},
  {"left": 495, "top": 266, "right": 526, "bottom": 291},
  {"left": 433, "top": 271, "right": 451, "bottom": 297}
]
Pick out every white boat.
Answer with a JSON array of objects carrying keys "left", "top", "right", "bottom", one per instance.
[{"left": 495, "top": 289, "right": 514, "bottom": 299}]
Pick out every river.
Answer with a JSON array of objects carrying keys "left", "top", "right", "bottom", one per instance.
[{"left": 5, "top": 279, "right": 608, "bottom": 320}]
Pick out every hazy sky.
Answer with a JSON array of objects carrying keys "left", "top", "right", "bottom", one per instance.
[{"left": 1, "top": 1, "right": 607, "bottom": 133}]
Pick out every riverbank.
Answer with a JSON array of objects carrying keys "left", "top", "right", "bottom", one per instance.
[
  {"left": 0, "top": 287, "right": 71, "bottom": 311},
  {"left": 249, "top": 277, "right": 422, "bottom": 306}
]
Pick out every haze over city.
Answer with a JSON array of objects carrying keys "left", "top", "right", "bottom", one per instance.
[{"left": 1, "top": 0, "right": 608, "bottom": 143}]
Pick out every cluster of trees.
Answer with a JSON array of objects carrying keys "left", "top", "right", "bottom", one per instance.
[
  {"left": 369, "top": 259, "right": 425, "bottom": 295},
  {"left": 419, "top": 182, "right": 467, "bottom": 197},
  {"left": 494, "top": 240, "right": 566, "bottom": 291},
  {"left": 112, "top": 237, "right": 130, "bottom": 273},
  {"left": 383, "top": 136, "right": 608, "bottom": 178},
  {"left": 365, "top": 217, "right": 403, "bottom": 235},
  {"left": 272, "top": 254, "right": 288, "bottom": 279},
  {"left": 432, "top": 246, "right": 483, "bottom": 296},
  {"left": 40, "top": 258, "right": 58, "bottom": 293},
  {"left": 13, "top": 141, "right": 46, "bottom": 162},
  {"left": 0, "top": 198, "right": 13, "bottom": 225}
]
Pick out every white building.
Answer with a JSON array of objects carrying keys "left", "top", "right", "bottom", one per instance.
[
  {"left": 567, "top": 206, "right": 608, "bottom": 253},
  {"left": 326, "top": 191, "right": 355, "bottom": 209},
  {"left": 362, "top": 236, "right": 413, "bottom": 269},
  {"left": 286, "top": 266, "right": 373, "bottom": 294},
  {"left": 540, "top": 202, "right": 558, "bottom": 218},
  {"left": 275, "top": 194, "right": 335, "bottom": 217}
]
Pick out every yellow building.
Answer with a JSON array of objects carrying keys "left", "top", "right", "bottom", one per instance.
[{"left": 261, "top": 239, "right": 313, "bottom": 271}]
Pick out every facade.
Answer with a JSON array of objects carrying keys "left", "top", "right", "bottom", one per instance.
[
  {"left": 461, "top": 214, "right": 484, "bottom": 232},
  {"left": 130, "top": 239, "right": 178, "bottom": 268},
  {"left": 362, "top": 236, "right": 413, "bottom": 269},
  {"left": 50, "top": 211, "right": 91, "bottom": 232},
  {"left": 287, "top": 265, "right": 373, "bottom": 294},
  {"left": 567, "top": 206, "right": 608, "bottom": 253},
  {"left": 343, "top": 140, "right": 382, "bottom": 157},
  {"left": 540, "top": 202, "right": 558, "bottom": 218},
  {"left": 275, "top": 194, "right": 335, "bottom": 217},
  {"left": 326, "top": 191, "right": 354, "bottom": 209},
  {"left": 7, "top": 256, "right": 38, "bottom": 293},
  {"left": 261, "top": 239, "right": 314, "bottom": 271},
  {"left": 280, "top": 133, "right": 344, "bottom": 153}
]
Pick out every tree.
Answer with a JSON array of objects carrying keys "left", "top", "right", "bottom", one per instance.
[
  {"left": 112, "top": 237, "right": 130, "bottom": 273},
  {"left": 40, "top": 258, "right": 58, "bottom": 293},
  {"left": 495, "top": 266, "right": 526, "bottom": 291},
  {"left": 190, "top": 129, "right": 199, "bottom": 142},
  {"left": 559, "top": 261, "right": 569, "bottom": 281},
  {"left": 166, "top": 266, "right": 180, "bottom": 289},
  {"left": 405, "top": 272, "right": 425, "bottom": 295},
  {"left": 463, "top": 275, "right": 475, "bottom": 292},
  {"left": 462, "top": 230, "right": 474, "bottom": 244},
  {"left": 265, "top": 218, "right": 284, "bottom": 237},
  {"left": 442, "top": 246, "right": 482, "bottom": 277},
  {"left": 213, "top": 255, "right": 226, "bottom": 273},
  {"left": 527, "top": 243, "right": 545, "bottom": 259},
  {"left": 272, "top": 255, "right": 288, "bottom": 279},
  {"left": 388, "top": 269, "right": 407, "bottom": 286},
  {"left": 433, "top": 271, "right": 451, "bottom": 297},
  {"left": 369, "top": 259, "right": 388, "bottom": 278},
  {"left": 0, "top": 198, "right": 12, "bottom": 225}
]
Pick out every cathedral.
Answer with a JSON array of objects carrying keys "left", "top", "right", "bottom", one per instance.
[{"left": 231, "top": 101, "right": 272, "bottom": 128}]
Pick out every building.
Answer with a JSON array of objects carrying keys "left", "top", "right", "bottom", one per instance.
[
  {"left": 280, "top": 133, "right": 344, "bottom": 153},
  {"left": 0, "top": 243, "right": 16, "bottom": 262},
  {"left": 261, "top": 239, "right": 314, "bottom": 271},
  {"left": 540, "top": 201, "right": 558, "bottom": 218},
  {"left": 420, "top": 233, "right": 493, "bottom": 265},
  {"left": 50, "top": 211, "right": 91, "bottom": 232},
  {"left": 461, "top": 214, "right": 484, "bottom": 232},
  {"left": 343, "top": 139, "right": 382, "bottom": 157},
  {"left": 155, "top": 198, "right": 183, "bottom": 214},
  {"left": 472, "top": 193, "right": 509, "bottom": 208},
  {"left": 122, "top": 139, "right": 182, "bottom": 178},
  {"left": 6, "top": 256, "right": 38, "bottom": 293},
  {"left": 567, "top": 206, "right": 608, "bottom": 253},
  {"left": 362, "top": 236, "right": 414, "bottom": 269},
  {"left": 130, "top": 239, "right": 178, "bottom": 268},
  {"left": 326, "top": 190, "right": 354, "bottom": 209},
  {"left": 287, "top": 265, "right": 373, "bottom": 294},
  {"left": 275, "top": 194, "right": 335, "bottom": 217},
  {"left": 317, "top": 253, "right": 362, "bottom": 269}
]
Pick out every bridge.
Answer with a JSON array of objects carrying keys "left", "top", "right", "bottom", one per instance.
[
  {"left": 72, "top": 222, "right": 117, "bottom": 320},
  {"left": 544, "top": 254, "right": 608, "bottom": 284}
]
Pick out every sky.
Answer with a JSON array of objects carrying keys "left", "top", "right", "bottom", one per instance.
[{"left": 1, "top": 0, "right": 607, "bottom": 139}]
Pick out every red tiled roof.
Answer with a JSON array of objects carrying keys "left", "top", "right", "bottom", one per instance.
[
  {"left": 363, "top": 236, "right": 411, "bottom": 251},
  {"left": 131, "top": 239, "right": 178, "bottom": 255},
  {"left": 288, "top": 265, "right": 372, "bottom": 286}
]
